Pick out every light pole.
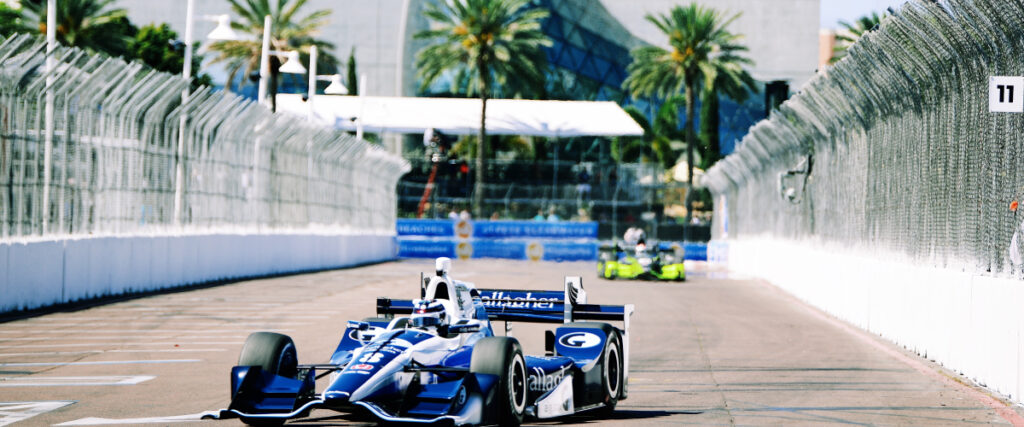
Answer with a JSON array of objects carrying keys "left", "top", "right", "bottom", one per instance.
[
  {"left": 305, "top": 45, "right": 348, "bottom": 122},
  {"left": 42, "top": 0, "right": 55, "bottom": 234},
  {"left": 173, "top": 0, "right": 240, "bottom": 226},
  {"left": 303, "top": 45, "right": 346, "bottom": 222},
  {"left": 257, "top": 15, "right": 306, "bottom": 110}
]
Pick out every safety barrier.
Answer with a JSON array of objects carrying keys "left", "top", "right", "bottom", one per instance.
[
  {"left": 0, "top": 233, "right": 396, "bottom": 313},
  {"left": 703, "top": 0, "right": 1024, "bottom": 405},
  {"left": 717, "top": 239, "right": 1024, "bottom": 405},
  {"left": 0, "top": 34, "right": 408, "bottom": 313}
]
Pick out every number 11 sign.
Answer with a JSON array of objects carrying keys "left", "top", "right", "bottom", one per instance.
[{"left": 990, "top": 76, "right": 1024, "bottom": 113}]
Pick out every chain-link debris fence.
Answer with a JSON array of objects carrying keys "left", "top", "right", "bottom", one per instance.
[
  {"left": 398, "top": 158, "right": 711, "bottom": 241},
  {"left": 703, "top": 0, "right": 1024, "bottom": 275},
  {"left": 0, "top": 34, "right": 409, "bottom": 239}
]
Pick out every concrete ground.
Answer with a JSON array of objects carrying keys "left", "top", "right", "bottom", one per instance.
[{"left": 0, "top": 259, "right": 1020, "bottom": 426}]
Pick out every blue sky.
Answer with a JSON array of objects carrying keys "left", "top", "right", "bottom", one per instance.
[{"left": 821, "top": 0, "right": 905, "bottom": 29}]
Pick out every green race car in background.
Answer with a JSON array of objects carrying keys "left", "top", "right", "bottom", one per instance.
[{"left": 598, "top": 242, "right": 686, "bottom": 281}]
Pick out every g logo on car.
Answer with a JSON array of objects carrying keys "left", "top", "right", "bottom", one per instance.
[{"left": 558, "top": 331, "right": 601, "bottom": 348}]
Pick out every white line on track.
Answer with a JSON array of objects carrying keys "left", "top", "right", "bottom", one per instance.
[
  {"left": 16, "top": 322, "right": 311, "bottom": 327},
  {"left": 0, "top": 349, "right": 226, "bottom": 357},
  {"left": 0, "top": 376, "right": 154, "bottom": 387},
  {"left": 0, "top": 329, "right": 292, "bottom": 334},
  {"left": 0, "top": 342, "right": 241, "bottom": 349},
  {"left": 0, "top": 401, "right": 76, "bottom": 426},
  {"left": 24, "top": 314, "right": 329, "bottom": 320},
  {"left": 0, "top": 359, "right": 200, "bottom": 367},
  {"left": 0, "top": 336, "right": 242, "bottom": 341},
  {"left": 55, "top": 412, "right": 221, "bottom": 425}
]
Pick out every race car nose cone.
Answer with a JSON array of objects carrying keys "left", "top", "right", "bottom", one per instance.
[{"left": 323, "top": 390, "right": 351, "bottom": 404}]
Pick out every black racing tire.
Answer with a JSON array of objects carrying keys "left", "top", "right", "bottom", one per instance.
[
  {"left": 470, "top": 337, "right": 527, "bottom": 426},
  {"left": 238, "top": 332, "right": 298, "bottom": 378},
  {"left": 563, "top": 322, "right": 623, "bottom": 414},
  {"left": 237, "top": 332, "right": 299, "bottom": 426}
]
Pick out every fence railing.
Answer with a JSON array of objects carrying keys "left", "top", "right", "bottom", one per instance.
[
  {"left": 704, "top": 0, "right": 1024, "bottom": 275},
  {"left": 0, "top": 34, "right": 409, "bottom": 239}
]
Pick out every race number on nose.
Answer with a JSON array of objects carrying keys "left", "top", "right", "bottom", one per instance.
[{"left": 990, "top": 76, "right": 1024, "bottom": 113}]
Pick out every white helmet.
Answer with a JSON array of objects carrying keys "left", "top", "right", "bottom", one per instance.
[{"left": 410, "top": 299, "right": 451, "bottom": 330}]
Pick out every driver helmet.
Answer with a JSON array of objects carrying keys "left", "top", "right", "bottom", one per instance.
[{"left": 410, "top": 299, "right": 450, "bottom": 330}]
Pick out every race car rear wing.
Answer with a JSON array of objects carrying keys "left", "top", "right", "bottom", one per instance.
[{"left": 375, "top": 276, "right": 634, "bottom": 326}]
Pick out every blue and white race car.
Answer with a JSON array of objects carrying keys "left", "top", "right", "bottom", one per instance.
[{"left": 210, "top": 257, "right": 634, "bottom": 426}]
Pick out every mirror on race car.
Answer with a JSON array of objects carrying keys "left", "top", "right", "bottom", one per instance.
[{"left": 347, "top": 321, "right": 370, "bottom": 331}]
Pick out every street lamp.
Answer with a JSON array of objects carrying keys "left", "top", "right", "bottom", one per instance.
[
  {"left": 206, "top": 15, "right": 240, "bottom": 41},
  {"left": 325, "top": 75, "right": 348, "bottom": 95},
  {"left": 278, "top": 50, "right": 307, "bottom": 74},
  {"left": 257, "top": 15, "right": 307, "bottom": 108},
  {"left": 305, "top": 45, "right": 348, "bottom": 122},
  {"left": 174, "top": 0, "right": 242, "bottom": 226}
]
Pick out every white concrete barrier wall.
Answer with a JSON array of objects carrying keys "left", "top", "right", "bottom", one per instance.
[
  {"left": 717, "top": 239, "right": 1024, "bottom": 404},
  {"left": 0, "top": 233, "right": 397, "bottom": 314}
]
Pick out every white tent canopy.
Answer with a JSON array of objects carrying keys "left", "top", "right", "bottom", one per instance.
[{"left": 276, "top": 94, "right": 644, "bottom": 137}]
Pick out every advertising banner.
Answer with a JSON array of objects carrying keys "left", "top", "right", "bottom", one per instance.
[
  {"left": 396, "top": 219, "right": 455, "bottom": 237},
  {"left": 397, "top": 238, "right": 597, "bottom": 262},
  {"left": 397, "top": 219, "right": 597, "bottom": 239},
  {"left": 396, "top": 239, "right": 456, "bottom": 258},
  {"left": 472, "top": 221, "right": 598, "bottom": 239}
]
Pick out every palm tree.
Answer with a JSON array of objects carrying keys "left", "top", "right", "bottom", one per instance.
[
  {"left": 623, "top": 3, "right": 752, "bottom": 221},
  {"left": 415, "top": 0, "right": 551, "bottom": 217},
  {"left": 19, "top": 0, "right": 135, "bottom": 57},
  {"left": 206, "top": 0, "right": 337, "bottom": 111},
  {"left": 613, "top": 99, "right": 686, "bottom": 170},
  {"left": 830, "top": 11, "right": 885, "bottom": 64},
  {"left": 699, "top": 56, "right": 756, "bottom": 170}
]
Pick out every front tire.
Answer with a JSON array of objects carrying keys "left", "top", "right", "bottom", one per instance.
[
  {"left": 470, "top": 337, "right": 527, "bottom": 426},
  {"left": 238, "top": 332, "right": 298, "bottom": 378},
  {"left": 237, "top": 332, "right": 298, "bottom": 426}
]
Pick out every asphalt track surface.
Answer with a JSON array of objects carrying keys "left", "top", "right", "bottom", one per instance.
[{"left": 1, "top": 259, "right": 1021, "bottom": 426}]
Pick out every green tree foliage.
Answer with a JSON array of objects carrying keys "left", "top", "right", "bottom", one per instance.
[
  {"left": 19, "top": 0, "right": 135, "bottom": 57},
  {"left": 0, "top": 3, "right": 24, "bottom": 38},
  {"left": 830, "top": 11, "right": 885, "bottom": 64},
  {"left": 128, "top": 23, "right": 212, "bottom": 89},
  {"left": 613, "top": 99, "right": 687, "bottom": 170},
  {"left": 699, "top": 59, "right": 756, "bottom": 170},
  {"left": 623, "top": 3, "right": 753, "bottom": 218},
  {"left": 346, "top": 46, "right": 357, "bottom": 96},
  {"left": 206, "top": 0, "right": 337, "bottom": 111},
  {"left": 15, "top": 2, "right": 212, "bottom": 88},
  {"left": 450, "top": 134, "right": 534, "bottom": 160},
  {"left": 415, "top": 0, "right": 551, "bottom": 217}
]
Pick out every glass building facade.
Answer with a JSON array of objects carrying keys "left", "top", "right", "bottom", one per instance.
[{"left": 533, "top": 0, "right": 767, "bottom": 158}]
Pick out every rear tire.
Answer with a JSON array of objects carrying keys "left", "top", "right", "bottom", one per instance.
[
  {"left": 599, "top": 329, "right": 623, "bottom": 413},
  {"left": 237, "top": 332, "right": 298, "bottom": 426},
  {"left": 470, "top": 337, "right": 526, "bottom": 426},
  {"left": 562, "top": 322, "right": 622, "bottom": 414}
]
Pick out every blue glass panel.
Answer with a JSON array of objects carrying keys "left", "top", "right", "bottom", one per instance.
[{"left": 592, "top": 57, "right": 612, "bottom": 82}]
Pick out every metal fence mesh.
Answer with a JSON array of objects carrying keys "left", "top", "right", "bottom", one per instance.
[
  {"left": 704, "top": 0, "right": 1024, "bottom": 275},
  {"left": 0, "top": 34, "right": 409, "bottom": 239}
]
